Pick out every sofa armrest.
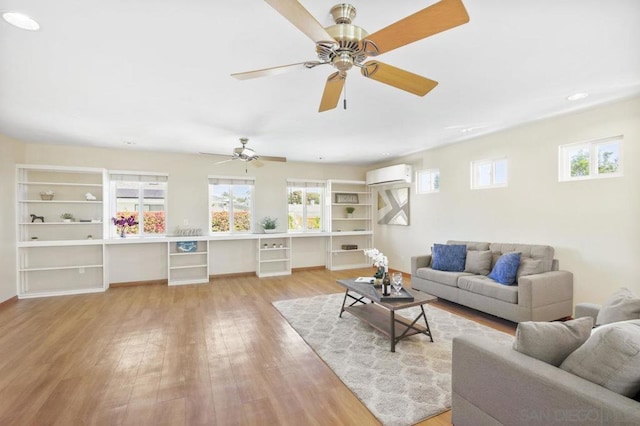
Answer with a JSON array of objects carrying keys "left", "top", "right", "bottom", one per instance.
[
  {"left": 575, "top": 303, "right": 601, "bottom": 322},
  {"left": 452, "top": 335, "right": 640, "bottom": 426},
  {"left": 411, "top": 255, "right": 431, "bottom": 275},
  {"left": 517, "top": 270, "right": 573, "bottom": 309}
]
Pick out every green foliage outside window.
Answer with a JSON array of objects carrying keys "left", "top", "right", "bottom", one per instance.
[
  {"left": 598, "top": 151, "right": 619, "bottom": 174},
  {"left": 570, "top": 150, "right": 590, "bottom": 177}
]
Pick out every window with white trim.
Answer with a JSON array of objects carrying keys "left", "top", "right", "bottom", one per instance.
[
  {"left": 208, "top": 176, "right": 255, "bottom": 234},
  {"left": 287, "top": 179, "right": 325, "bottom": 232},
  {"left": 471, "top": 158, "right": 508, "bottom": 189},
  {"left": 416, "top": 169, "right": 440, "bottom": 194},
  {"left": 559, "top": 136, "right": 623, "bottom": 182},
  {"left": 109, "top": 171, "right": 168, "bottom": 237}
]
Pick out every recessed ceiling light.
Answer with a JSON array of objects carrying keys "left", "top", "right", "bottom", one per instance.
[
  {"left": 567, "top": 92, "right": 589, "bottom": 101},
  {"left": 2, "top": 12, "right": 40, "bottom": 31},
  {"left": 123, "top": 141, "right": 136, "bottom": 145},
  {"left": 381, "top": 152, "right": 391, "bottom": 156}
]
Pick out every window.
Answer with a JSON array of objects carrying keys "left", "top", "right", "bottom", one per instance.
[
  {"left": 471, "top": 158, "right": 508, "bottom": 189},
  {"left": 209, "top": 176, "right": 254, "bottom": 234},
  {"left": 109, "top": 172, "right": 168, "bottom": 237},
  {"left": 416, "top": 169, "right": 440, "bottom": 194},
  {"left": 559, "top": 136, "right": 623, "bottom": 181},
  {"left": 287, "top": 179, "right": 325, "bottom": 232}
]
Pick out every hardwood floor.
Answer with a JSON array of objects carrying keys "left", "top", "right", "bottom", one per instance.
[{"left": 0, "top": 269, "right": 516, "bottom": 425}]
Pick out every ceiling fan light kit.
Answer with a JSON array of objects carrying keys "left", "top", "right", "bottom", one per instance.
[{"left": 232, "top": 0, "right": 470, "bottom": 112}]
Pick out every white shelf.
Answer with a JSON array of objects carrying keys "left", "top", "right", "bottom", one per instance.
[
  {"left": 19, "top": 264, "right": 103, "bottom": 272},
  {"left": 18, "top": 181, "right": 102, "bottom": 187},
  {"left": 16, "top": 165, "right": 108, "bottom": 298},
  {"left": 327, "top": 180, "right": 373, "bottom": 271},
  {"left": 167, "top": 240, "right": 209, "bottom": 285},
  {"left": 257, "top": 236, "right": 292, "bottom": 277},
  {"left": 19, "top": 200, "right": 102, "bottom": 204},
  {"left": 169, "top": 264, "right": 208, "bottom": 270}
]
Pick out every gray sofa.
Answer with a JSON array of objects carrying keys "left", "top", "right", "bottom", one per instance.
[
  {"left": 411, "top": 241, "right": 573, "bottom": 323},
  {"left": 452, "top": 305, "right": 640, "bottom": 425}
]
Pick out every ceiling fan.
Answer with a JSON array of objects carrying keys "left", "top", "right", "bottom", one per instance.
[
  {"left": 201, "top": 138, "right": 286, "bottom": 168},
  {"left": 231, "top": 0, "right": 470, "bottom": 112}
]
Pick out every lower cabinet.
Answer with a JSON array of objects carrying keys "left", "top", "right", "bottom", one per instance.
[
  {"left": 257, "top": 236, "right": 292, "bottom": 277},
  {"left": 167, "top": 240, "right": 209, "bottom": 285}
]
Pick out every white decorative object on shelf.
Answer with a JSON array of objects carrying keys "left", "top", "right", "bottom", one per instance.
[{"left": 85, "top": 192, "right": 97, "bottom": 200}]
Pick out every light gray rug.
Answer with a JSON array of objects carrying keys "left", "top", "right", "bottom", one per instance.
[{"left": 272, "top": 293, "right": 513, "bottom": 426}]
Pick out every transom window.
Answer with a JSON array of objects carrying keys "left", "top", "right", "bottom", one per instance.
[
  {"left": 559, "top": 136, "right": 623, "bottom": 182},
  {"left": 208, "top": 176, "right": 255, "bottom": 234},
  {"left": 287, "top": 179, "right": 325, "bottom": 232},
  {"left": 109, "top": 171, "right": 168, "bottom": 237},
  {"left": 471, "top": 158, "right": 508, "bottom": 189},
  {"left": 416, "top": 169, "right": 440, "bottom": 194}
]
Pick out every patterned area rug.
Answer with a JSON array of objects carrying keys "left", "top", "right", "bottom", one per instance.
[{"left": 272, "top": 293, "right": 513, "bottom": 426}]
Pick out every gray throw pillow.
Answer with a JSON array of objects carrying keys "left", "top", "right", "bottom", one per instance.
[
  {"left": 513, "top": 317, "right": 593, "bottom": 366},
  {"left": 596, "top": 287, "right": 640, "bottom": 325},
  {"left": 464, "top": 250, "right": 492, "bottom": 275},
  {"left": 516, "top": 257, "right": 543, "bottom": 281},
  {"left": 560, "top": 320, "right": 640, "bottom": 397}
]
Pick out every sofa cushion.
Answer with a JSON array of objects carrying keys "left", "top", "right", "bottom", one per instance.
[
  {"left": 457, "top": 275, "right": 518, "bottom": 304},
  {"left": 560, "top": 320, "right": 640, "bottom": 397},
  {"left": 488, "top": 252, "right": 521, "bottom": 285},
  {"left": 513, "top": 317, "right": 593, "bottom": 367},
  {"left": 516, "top": 257, "right": 543, "bottom": 282},
  {"left": 464, "top": 250, "right": 492, "bottom": 275},
  {"left": 432, "top": 244, "right": 467, "bottom": 272},
  {"left": 415, "top": 267, "right": 472, "bottom": 287},
  {"left": 596, "top": 287, "right": 640, "bottom": 326},
  {"left": 447, "top": 240, "right": 490, "bottom": 251},
  {"left": 489, "top": 243, "right": 555, "bottom": 272}
]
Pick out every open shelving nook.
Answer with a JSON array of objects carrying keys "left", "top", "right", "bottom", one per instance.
[
  {"left": 168, "top": 239, "right": 209, "bottom": 285},
  {"left": 326, "top": 180, "right": 373, "bottom": 270},
  {"left": 257, "top": 235, "right": 292, "bottom": 277},
  {"left": 16, "top": 164, "right": 108, "bottom": 298}
]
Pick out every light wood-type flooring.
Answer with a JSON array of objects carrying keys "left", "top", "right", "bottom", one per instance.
[{"left": 0, "top": 268, "right": 516, "bottom": 425}]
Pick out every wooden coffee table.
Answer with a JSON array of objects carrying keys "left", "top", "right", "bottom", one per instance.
[{"left": 336, "top": 278, "right": 437, "bottom": 352}]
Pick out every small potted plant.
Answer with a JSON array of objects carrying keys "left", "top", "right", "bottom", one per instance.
[
  {"left": 60, "top": 213, "right": 75, "bottom": 222},
  {"left": 261, "top": 216, "right": 278, "bottom": 233},
  {"left": 346, "top": 206, "right": 355, "bottom": 218}
]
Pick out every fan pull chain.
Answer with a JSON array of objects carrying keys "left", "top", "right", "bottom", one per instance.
[{"left": 343, "top": 78, "right": 347, "bottom": 110}]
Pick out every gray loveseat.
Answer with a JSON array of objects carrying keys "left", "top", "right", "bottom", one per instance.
[
  {"left": 451, "top": 305, "right": 640, "bottom": 425},
  {"left": 411, "top": 241, "right": 573, "bottom": 322}
]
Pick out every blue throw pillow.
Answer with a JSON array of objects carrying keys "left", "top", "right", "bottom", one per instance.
[
  {"left": 431, "top": 244, "right": 467, "bottom": 272},
  {"left": 489, "top": 252, "right": 522, "bottom": 285}
]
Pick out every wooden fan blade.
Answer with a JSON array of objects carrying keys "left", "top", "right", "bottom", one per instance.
[
  {"left": 319, "top": 72, "right": 346, "bottom": 112},
  {"left": 252, "top": 159, "right": 265, "bottom": 168},
  {"left": 231, "top": 62, "right": 309, "bottom": 80},
  {"left": 366, "top": 0, "right": 469, "bottom": 55},
  {"left": 265, "top": 0, "right": 336, "bottom": 44},
  {"left": 361, "top": 61, "right": 438, "bottom": 96},
  {"left": 259, "top": 155, "right": 287, "bottom": 162}
]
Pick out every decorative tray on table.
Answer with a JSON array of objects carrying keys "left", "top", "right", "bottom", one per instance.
[{"left": 374, "top": 287, "right": 414, "bottom": 302}]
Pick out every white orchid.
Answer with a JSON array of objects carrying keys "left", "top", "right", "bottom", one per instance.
[{"left": 364, "top": 248, "right": 388, "bottom": 268}]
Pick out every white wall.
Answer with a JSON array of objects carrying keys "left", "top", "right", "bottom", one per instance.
[
  {"left": 373, "top": 96, "right": 640, "bottom": 306},
  {"left": 17, "top": 143, "right": 368, "bottom": 281},
  {"left": 0, "top": 135, "right": 25, "bottom": 302}
]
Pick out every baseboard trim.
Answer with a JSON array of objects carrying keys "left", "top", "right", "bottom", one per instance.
[
  {"left": 110, "top": 279, "right": 168, "bottom": 288},
  {"left": 0, "top": 296, "right": 18, "bottom": 309}
]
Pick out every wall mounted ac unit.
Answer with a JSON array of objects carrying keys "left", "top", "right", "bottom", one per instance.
[{"left": 366, "top": 164, "right": 412, "bottom": 186}]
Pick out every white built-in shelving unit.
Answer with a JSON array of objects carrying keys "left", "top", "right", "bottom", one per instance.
[
  {"left": 257, "top": 235, "right": 292, "bottom": 277},
  {"left": 167, "top": 239, "right": 209, "bottom": 285},
  {"left": 326, "top": 180, "right": 373, "bottom": 270},
  {"left": 16, "top": 165, "right": 108, "bottom": 298}
]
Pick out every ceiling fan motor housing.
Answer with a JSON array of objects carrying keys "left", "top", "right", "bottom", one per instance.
[{"left": 318, "top": 4, "right": 369, "bottom": 72}]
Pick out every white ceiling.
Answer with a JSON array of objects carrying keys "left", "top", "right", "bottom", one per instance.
[{"left": 1, "top": 0, "right": 639, "bottom": 165}]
